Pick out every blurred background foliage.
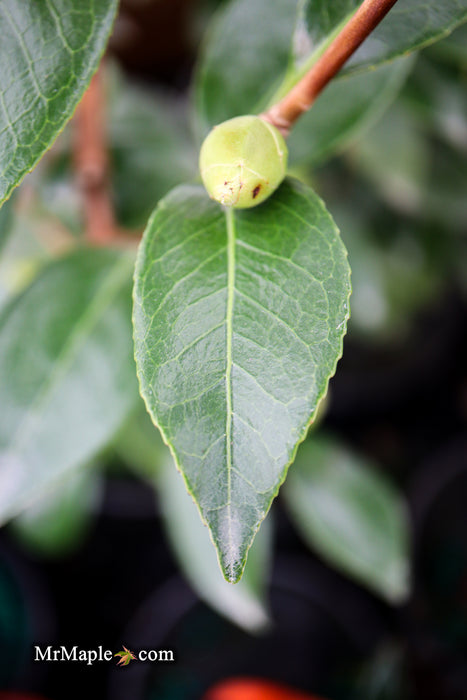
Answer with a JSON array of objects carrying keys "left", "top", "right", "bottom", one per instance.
[{"left": 0, "top": 0, "right": 466, "bottom": 699}]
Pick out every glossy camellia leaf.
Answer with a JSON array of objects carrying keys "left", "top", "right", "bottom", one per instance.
[
  {"left": 158, "top": 454, "right": 271, "bottom": 632},
  {"left": 283, "top": 436, "right": 411, "bottom": 603},
  {"left": 194, "top": 0, "right": 408, "bottom": 163},
  {"left": 299, "top": 1, "right": 467, "bottom": 76},
  {"left": 337, "top": 1, "right": 467, "bottom": 74},
  {"left": 116, "top": 408, "right": 272, "bottom": 629},
  {"left": 0, "top": 0, "right": 118, "bottom": 207},
  {"left": 133, "top": 178, "right": 351, "bottom": 582},
  {"left": 288, "top": 56, "right": 413, "bottom": 166},
  {"left": 195, "top": 0, "right": 467, "bottom": 159},
  {"left": 0, "top": 248, "right": 137, "bottom": 523}
]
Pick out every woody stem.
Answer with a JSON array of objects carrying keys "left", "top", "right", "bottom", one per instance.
[
  {"left": 261, "top": 0, "right": 399, "bottom": 135},
  {"left": 73, "top": 65, "right": 117, "bottom": 245}
]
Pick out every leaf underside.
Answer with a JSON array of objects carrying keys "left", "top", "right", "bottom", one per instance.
[
  {"left": 133, "top": 178, "right": 351, "bottom": 582},
  {"left": 0, "top": 0, "right": 118, "bottom": 207}
]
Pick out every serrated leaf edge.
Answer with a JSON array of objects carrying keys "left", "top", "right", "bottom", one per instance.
[{"left": 132, "top": 179, "right": 351, "bottom": 583}]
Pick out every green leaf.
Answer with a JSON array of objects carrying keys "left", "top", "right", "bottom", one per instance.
[
  {"left": 0, "top": 0, "right": 118, "bottom": 207},
  {"left": 11, "top": 466, "right": 101, "bottom": 556},
  {"left": 0, "top": 195, "right": 14, "bottom": 256},
  {"left": 427, "top": 20, "right": 467, "bottom": 66},
  {"left": 158, "top": 453, "right": 271, "bottom": 632},
  {"left": 298, "top": 1, "right": 467, "bottom": 77},
  {"left": 116, "top": 406, "right": 272, "bottom": 626},
  {"left": 108, "top": 73, "right": 198, "bottom": 229},
  {"left": 288, "top": 57, "right": 413, "bottom": 166},
  {"left": 331, "top": 199, "right": 443, "bottom": 339},
  {"left": 0, "top": 248, "right": 138, "bottom": 523},
  {"left": 404, "top": 53, "right": 467, "bottom": 152},
  {"left": 347, "top": 101, "right": 429, "bottom": 214},
  {"left": 283, "top": 436, "right": 411, "bottom": 603},
  {"left": 348, "top": 81, "right": 467, "bottom": 232},
  {"left": 133, "top": 178, "right": 351, "bottom": 582},
  {"left": 338, "top": 1, "right": 467, "bottom": 74},
  {"left": 194, "top": 0, "right": 298, "bottom": 134},
  {"left": 28, "top": 65, "right": 198, "bottom": 232},
  {"left": 195, "top": 0, "right": 467, "bottom": 161},
  {"left": 193, "top": 0, "right": 410, "bottom": 164},
  {"left": 0, "top": 203, "right": 55, "bottom": 312},
  {"left": 114, "top": 404, "right": 167, "bottom": 482}
]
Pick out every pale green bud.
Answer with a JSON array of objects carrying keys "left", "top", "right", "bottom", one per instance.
[{"left": 199, "top": 115, "right": 288, "bottom": 209}]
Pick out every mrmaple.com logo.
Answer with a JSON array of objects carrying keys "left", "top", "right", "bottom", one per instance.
[{"left": 34, "top": 645, "right": 175, "bottom": 666}]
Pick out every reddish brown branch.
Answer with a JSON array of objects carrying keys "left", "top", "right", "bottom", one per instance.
[
  {"left": 73, "top": 66, "right": 117, "bottom": 245},
  {"left": 261, "top": 0, "right": 399, "bottom": 135}
]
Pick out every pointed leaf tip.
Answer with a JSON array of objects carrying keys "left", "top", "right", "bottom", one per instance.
[{"left": 133, "top": 178, "right": 351, "bottom": 580}]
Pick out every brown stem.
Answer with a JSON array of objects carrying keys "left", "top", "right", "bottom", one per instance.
[
  {"left": 73, "top": 66, "right": 117, "bottom": 245},
  {"left": 261, "top": 0, "right": 399, "bottom": 135}
]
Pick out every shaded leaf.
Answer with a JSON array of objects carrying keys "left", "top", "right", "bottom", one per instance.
[
  {"left": 194, "top": 0, "right": 298, "bottom": 134},
  {"left": 133, "top": 178, "right": 350, "bottom": 582},
  {"left": 108, "top": 75, "right": 197, "bottom": 229},
  {"left": 288, "top": 57, "right": 413, "bottom": 166},
  {"left": 404, "top": 53, "right": 467, "bottom": 153},
  {"left": 11, "top": 466, "right": 101, "bottom": 556},
  {"left": 195, "top": 0, "right": 466, "bottom": 163},
  {"left": 0, "top": 0, "right": 118, "bottom": 206},
  {"left": 194, "top": 0, "right": 409, "bottom": 164},
  {"left": 426, "top": 20, "right": 467, "bottom": 66},
  {"left": 347, "top": 101, "right": 429, "bottom": 214},
  {"left": 114, "top": 403, "right": 167, "bottom": 482},
  {"left": 332, "top": 199, "right": 443, "bottom": 339},
  {"left": 301, "top": 1, "right": 467, "bottom": 76},
  {"left": 0, "top": 248, "right": 138, "bottom": 522},
  {"left": 283, "top": 435, "right": 411, "bottom": 603},
  {"left": 348, "top": 90, "right": 467, "bottom": 231},
  {"left": 29, "top": 65, "right": 197, "bottom": 232},
  {"left": 0, "top": 195, "right": 14, "bottom": 256},
  {"left": 341, "top": 1, "right": 467, "bottom": 74},
  {"left": 0, "top": 197, "right": 69, "bottom": 312},
  {"left": 158, "top": 453, "right": 271, "bottom": 632}
]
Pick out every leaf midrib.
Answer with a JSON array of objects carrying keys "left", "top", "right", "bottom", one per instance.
[{"left": 225, "top": 206, "right": 236, "bottom": 577}]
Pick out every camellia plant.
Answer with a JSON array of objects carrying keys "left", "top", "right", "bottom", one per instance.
[{"left": 0, "top": 0, "right": 466, "bottom": 631}]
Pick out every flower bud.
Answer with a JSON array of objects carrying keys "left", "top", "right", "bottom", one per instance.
[{"left": 199, "top": 115, "right": 288, "bottom": 209}]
